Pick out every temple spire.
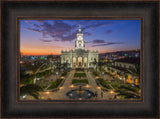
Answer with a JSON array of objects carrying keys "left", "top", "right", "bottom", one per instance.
[{"left": 79, "top": 24, "right": 81, "bottom": 33}]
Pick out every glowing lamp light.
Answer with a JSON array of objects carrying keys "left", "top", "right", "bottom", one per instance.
[
  {"left": 61, "top": 77, "right": 64, "bottom": 79},
  {"left": 96, "top": 76, "right": 100, "bottom": 79},
  {"left": 97, "top": 86, "right": 101, "bottom": 89},
  {"left": 59, "top": 87, "right": 63, "bottom": 90},
  {"left": 110, "top": 90, "right": 114, "bottom": 94},
  {"left": 120, "top": 77, "right": 122, "bottom": 80},
  {"left": 70, "top": 85, "right": 74, "bottom": 88},
  {"left": 22, "top": 95, "right": 26, "bottom": 99},
  {"left": 37, "top": 78, "right": 40, "bottom": 80},
  {"left": 86, "top": 84, "right": 90, "bottom": 88},
  {"left": 45, "top": 91, "right": 50, "bottom": 94},
  {"left": 20, "top": 84, "right": 24, "bottom": 87}
]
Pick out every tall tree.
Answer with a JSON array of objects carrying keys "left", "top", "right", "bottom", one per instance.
[
  {"left": 23, "top": 59, "right": 46, "bottom": 84},
  {"left": 92, "top": 58, "right": 98, "bottom": 74}
]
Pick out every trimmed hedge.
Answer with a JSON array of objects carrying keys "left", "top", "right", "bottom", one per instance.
[
  {"left": 72, "top": 79, "right": 88, "bottom": 84},
  {"left": 75, "top": 68, "right": 84, "bottom": 72},
  {"left": 74, "top": 73, "right": 86, "bottom": 77}
]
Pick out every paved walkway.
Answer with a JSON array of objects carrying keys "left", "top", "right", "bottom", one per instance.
[
  {"left": 39, "top": 70, "right": 76, "bottom": 100},
  {"left": 85, "top": 70, "right": 101, "bottom": 99},
  {"left": 45, "top": 74, "right": 58, "bottom": 82},
  {"left": 24, "top": 70, "right": 116, "bottom": 100},
  {"left": 85, "top": 70, "right": 116, "bottom": 100}
]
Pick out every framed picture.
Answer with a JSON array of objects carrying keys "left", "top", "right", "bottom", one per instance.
[{"left": 1, "top": 0, "right": 159, "bottom": 118}]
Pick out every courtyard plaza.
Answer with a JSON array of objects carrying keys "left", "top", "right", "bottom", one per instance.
[{"left": 37, "top": 69, "right": 117, "bottom": 100}]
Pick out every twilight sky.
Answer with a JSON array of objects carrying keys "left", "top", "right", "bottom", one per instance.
[{"left": 20, "top": 20, "right": 140, "bottom": 55}]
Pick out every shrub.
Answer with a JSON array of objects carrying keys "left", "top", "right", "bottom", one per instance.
[
  {"left": 61, "top": 72, "right": 68, "bottom": 76},
  {"left": 20, "top": 74, "right": 33, "bottom": 84},
  {"left": 97, "top": 78, "right": 112, "bottom": 89},
  {"left": 75, "top": 68, "right": 84, "bottom": 72},
  {"left": 74, "top": 73, "right": 86, "bottom": 77},
  {"left": 119, "top": 85, "right": 139, "bottom": 93},
  {"left": 20, "top": 84, "right": 43, "bottom": 99},
  {"left": 72, "top": 79, "right": 88, "bottom": 84},
  {"left": 47, "top": 79, "right": 63, "bottom": 89},
  {"left": 92, "top": 71, "right": 99, "bottom": 76},
  {"left": 48, "top": 81, "right": 57, "bottom": 89}
]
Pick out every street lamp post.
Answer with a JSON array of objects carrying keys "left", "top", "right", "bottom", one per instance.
[
  {"left": 102, "top": 72, "right": 104, "bottom": 79},
  {"left": 56, "top": 72, "right": 59, "bottom": 79}
]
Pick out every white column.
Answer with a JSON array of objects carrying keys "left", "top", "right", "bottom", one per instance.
[
  {"left": 76, "top": 57, "right": 78, "bottom": 67},
  {"left": 82, "top": 57, "right": 84, "bottom": 67}
]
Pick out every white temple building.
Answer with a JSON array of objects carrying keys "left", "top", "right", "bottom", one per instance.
[{"left": 61, "top": 25, "right": 98, "bottom": 68}]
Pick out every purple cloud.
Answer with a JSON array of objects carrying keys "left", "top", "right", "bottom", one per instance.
[
  {"left": 25, "top": 28, "right": 41, "bottom": 33},
  {"left": 91, "top": 42, "right": 123, "bottom": 47},
  {"left": 25, "top": 20, "right": 78, "bottom": 42},
  {"left": 24, "top": 20, "right": 115, "bottom": 42},
  {"left": 85, "top": 39, "right": 105, "bottom": 44},
  {"left": 39, "top": 39, "right": 52, "bottom": 42},
  {"left": 105, "top": 30, "right": 113, "bottom": 34},
  {"left": 82, "top": 22, "right": 114, "bottom": 31},
  {"left": 92, "top": 40, "right": 105, "bottom": 43}
]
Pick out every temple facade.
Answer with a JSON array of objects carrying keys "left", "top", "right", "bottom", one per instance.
[{"left": 61, "top": 25, "right": 98, "bottom": 68}]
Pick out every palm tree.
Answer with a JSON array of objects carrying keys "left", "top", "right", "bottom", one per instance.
[
  {"left": 98, "top": 60, "right": 104, "bottom": 72},
  {"left": 92, "top": 58, "right": 98, "bottom": 74},
  {"left": 55, "top": 59, "right": 62, "bottom": 72},
  {"left": 20, "top": 84, "right": 43, "bottom": 99},
  {"left": 62, "top": 60, "right": 70, "bottom": 72},
  {"left": 23, "top": 60, "right": 46, "bottom": 84}
]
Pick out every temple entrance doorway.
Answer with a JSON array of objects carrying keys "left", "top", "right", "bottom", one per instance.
[{"left": 78, "top": 57, "right": 82, "bottom": 68}]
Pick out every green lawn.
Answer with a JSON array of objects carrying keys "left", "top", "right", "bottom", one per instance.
[
  {"left": 97, "top": 78, "right": 112, "bottom": 89},
  {"left": 74, "top": 73, "right": 86, "bottom": 77},
  {"left": 47, "top": 79, "right": 63, "bottom": 89},
  {"left": 72, "top": 79, "right": 88, "bottom": 84}
]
